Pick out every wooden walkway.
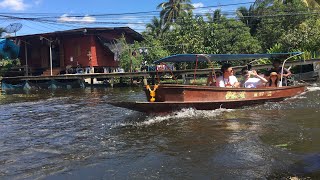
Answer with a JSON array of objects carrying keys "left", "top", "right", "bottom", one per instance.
[{"left": 1, "top": 59, "right": 320, "bottom": 82}]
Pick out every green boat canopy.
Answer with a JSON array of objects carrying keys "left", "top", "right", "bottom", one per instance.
[{"left": 154, "top": 52, "right": 303, "bottom": 64}]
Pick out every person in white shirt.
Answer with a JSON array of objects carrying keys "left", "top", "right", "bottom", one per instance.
[
  {"left": 241, "top": 68, "right": 268, "bottom": 88},
  {"left": 216, "top": 63, "right": 240, "bottom": 88}
]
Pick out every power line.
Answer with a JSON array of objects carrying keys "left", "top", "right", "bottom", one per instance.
[
  {"left": 1, "top": 8, "right": 319, "bottom": 23},
  {"left": 0, "top": 2, "right": 255, "bottom": 19},
  {"left": 22, "top": 22, "right": 49, "bottom": 33},
  {"left": 1, "top": 1, "right": 318, "bottom": 34},
  {"left": 2, "top": 10, "right": 318, "bottom": 26}
]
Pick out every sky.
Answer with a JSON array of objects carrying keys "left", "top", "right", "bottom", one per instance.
[{"left": 0, "top": 0, "right": 254, "bottom": 36}]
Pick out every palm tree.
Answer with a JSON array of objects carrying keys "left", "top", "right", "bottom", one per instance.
[
  {"left": 236, "top": 5, "right": 261, "bottom": 34},
  {"left": 213, "top": 9, "right": 222, "bottom": 23},
  {"left": 205, "top": 9, "right": 223, "bottom": 23},
  {"left": 157, "top": 0, "right": 194, "bottom": 25},
  {"left": 145, "top": 16, "right": 169, "bottom": 38},
  {"left": 237, "top": 7, "right": 250, "bottom": 25}
]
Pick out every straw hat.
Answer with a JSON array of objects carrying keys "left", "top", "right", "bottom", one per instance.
[
  {"left": 270, "top": 72, "right": 278, "bottom": 76},
  {"left": 269, "top": 72, "right": 281, "bottom": 78}
]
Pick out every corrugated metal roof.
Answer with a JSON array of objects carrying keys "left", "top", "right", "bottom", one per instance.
[{"left": 12, "top": 27, "right": 144, "bottom": 41}]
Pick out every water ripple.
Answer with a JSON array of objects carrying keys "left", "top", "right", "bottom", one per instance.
[{"left": 0, "top": 85, "right": 319, "bottom": 179}]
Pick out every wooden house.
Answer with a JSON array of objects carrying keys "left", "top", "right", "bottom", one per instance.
[{"left": 14, "top": 27, "right": 143, "bottom": 76}]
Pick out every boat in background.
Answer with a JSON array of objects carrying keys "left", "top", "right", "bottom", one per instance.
[{"left": 110, "top": 53, "right": 306, "bottom": 113}]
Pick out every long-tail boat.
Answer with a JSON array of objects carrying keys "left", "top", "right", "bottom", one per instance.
[{"left": 110, "top": 53, "right": 306, "bottom": 113}]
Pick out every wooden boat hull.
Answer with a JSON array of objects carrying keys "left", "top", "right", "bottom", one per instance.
[
  {"left": 144, "top": 84, "right": 306, "bottom": 102},
  {"left": 109, "top": 98, "right": 285, "bottom": 113},
  {"left": 110, "top": 84, "right": 306, "bottom": 113}
]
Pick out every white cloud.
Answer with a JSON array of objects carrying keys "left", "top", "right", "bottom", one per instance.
[
  {"left": 81, "top": 15, "right": 96, "bottom": 23},
  {"left": 192, "top": 2, "right": 215, "bottom": 15},
  {"left": 58, "top": 14, "right": 96, "bottom": 24},
  {"left": 192, "top": 2, "right": 204, "bottom": 8},
  {"left": 0, "top": 0, "right": 28, "bottom": 11}
]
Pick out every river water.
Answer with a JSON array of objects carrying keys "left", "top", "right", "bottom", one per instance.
[{"left": 0, "top": 83, "right": 320, "bottom": 179}]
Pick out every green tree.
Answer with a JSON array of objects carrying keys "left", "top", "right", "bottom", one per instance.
[
  {"left": 136, "top": 36, "right": 170, "bottom": 64},
  {"left": 0, "top": 28, "right": 20, "bottom": 77},
  {"left": 144, "top": 16, "right": 169, "bottom": 38},
  {"left": 206, "top": 18, "right": 261, "bottom": 55},
  {"left": 161, "top": 14, "right": 261, "bottom": 55},
  {"left": 236, "top": 5, "right": 261, "bottom": 35},
  {"left": 0, "top": 59, "right": 21, "bottom": 77},
  {"left": 255, "top": 0, "right": 320, "bottom": 8},
  {"left": 207, "top": 9, "right": 223, "bottom": 23},
  {"left": 157, "top": 0, "right": 194, "bottom": 25},
  {"left": 278, "top": 19, "right": 320, "bottom": 52},
  {"left": 255, "top": 0, "right": 309, "bottom": 51},
  {"left": 302, "top": 0, "right": 320, "bottom": 8},
  {"left": 117, "top": 36, "right": 143, "bottom": 72},
  {"left": 117, "top": 35, "right": 170, "bottom": 70},
  {"left": 161, "top": 14, "right": 207, "bottom": 54}
]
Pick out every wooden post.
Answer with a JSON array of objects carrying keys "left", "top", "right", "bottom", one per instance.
[
  {"left": 130, "top": 49, "right": 135, "bottom": 85},
  {"left": 313, "top": 62, "right": 320, "bottom": 81},
  {"left": 143, "top": 75, "right": 148, "bottom": 86},
  {"left": 129, "top": 48, "right": 134, "bottom": 73},
  {"left": 103, "top": 67, "right": 108, "bottom": 73},
  {"left": 87, "top": 50, "right": 93, "bottom": 73},
  {"left": 182, "top": 73, "right": 186, "bottom": 84},
  {"left": 49, "top": 41, "right": 53, "bottom": 76},
  {"left": 24, "top": 42, "right": 28, "bottom": 76},
  {"left": 151, "top": 74, "right": 155, "bottom": 85},
  {"left": 316, "top": 62, "right": 320, "bottom": 80},
  {"left": 111, "top": 77, "right": 114, "bottom": 88}
]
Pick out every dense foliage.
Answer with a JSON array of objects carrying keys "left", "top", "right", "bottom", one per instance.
[
  {"left": 0, "top": 59, "right": 21, "bottom": 77},
  {"left": 118, "top": 0, "right": 320, "bottom": 71}
]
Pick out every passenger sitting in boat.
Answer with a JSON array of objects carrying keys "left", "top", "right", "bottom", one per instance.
[
  {"left": 266, "top": 72, "right": 280, "bottom": 87},
  {"left": 266, "top": 59, "right": 292, "bottom": 86},
  {"left": 216, "top": 63, "right": 240, "bottom": 88},
  {"left": 206, "top": 71, "right": 215, "bottom": 86},
  {"left": 241, "top": 68, "right": 268, "bottom": 88}
]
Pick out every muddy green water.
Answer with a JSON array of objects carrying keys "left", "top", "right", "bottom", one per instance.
[{"left": 0, "top": 84, "right": 320, "bottom": 179}]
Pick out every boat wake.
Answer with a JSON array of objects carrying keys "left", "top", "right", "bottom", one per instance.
[
  {"left": 112, "top": 108, "right": 234, "bottom": 128},
  {"left": 307, "top": 86, "right": 320, "bottom": 92},
  {"left": 285, "top": 92, "right": 307, "bottom": 100},
  {"left": 285, "top": 84, "right": 320, "bottom": 100}
]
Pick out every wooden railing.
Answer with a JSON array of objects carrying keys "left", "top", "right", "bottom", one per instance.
[{"left": 1, "top": 59, "right": 320, "bottom": 81}]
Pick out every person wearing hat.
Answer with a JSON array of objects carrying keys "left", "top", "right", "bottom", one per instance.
[
  {"left": 241, "top": 68, "right": 268, "bottom": 88},
  {"left": 266, "top": 72, "right": 280, "bottom": 87},
  {"left": 267, "top": 59, "right": 292, "bottom": 86}
]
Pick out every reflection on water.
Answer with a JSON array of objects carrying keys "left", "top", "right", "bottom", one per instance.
[{"left": 0, "top": 84, "right": 320, "bottom": 179}]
